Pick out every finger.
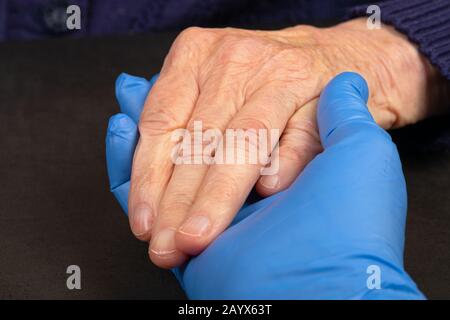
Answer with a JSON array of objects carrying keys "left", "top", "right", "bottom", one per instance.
[
  {"left": 318, "top": 72, "right": 384, "bottom": 148},
  {"left": 106, "top": 113, "right": 139, "bottom": 213},
  {"left": 148, "top": 72, "right": 243, "bottom": 267},
  {"left": 115, "top": 73, "right": 156, "bottom": 124},
  {"left": 175, "top": 87, "right": 298, "bottom": 255},
  {"left": 256, "top": 100, "right": 322, "bottom": 196},
  {"left": 129, "top": 67, "right": 199, "bottom": 241}
]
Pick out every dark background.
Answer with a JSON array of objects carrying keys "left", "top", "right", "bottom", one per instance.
[{"left": 0, "top": 33, "right": 449, "bottom": 299}]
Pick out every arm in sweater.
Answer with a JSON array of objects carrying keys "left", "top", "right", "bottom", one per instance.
[{"left": 351, "top": 0, "right": 450, "bottom": 96}]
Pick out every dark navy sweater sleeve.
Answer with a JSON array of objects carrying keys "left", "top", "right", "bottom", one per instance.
[
  {"left": 350, "top": 0, "right": 450, "bottom": 79},
  {"left": 1, "top": 0, "right": 449, "bottom": 81}
]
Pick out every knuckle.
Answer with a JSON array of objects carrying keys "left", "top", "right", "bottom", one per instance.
[
  {"left": 178, "top": 26, "right": 205, "bottom": 42},
  {"left": 279, "top": 118, "right": 322, "bottom": 163},
  {"left": 227, "top": 118, "right": 273, "bottom": 163},
  {"left": 172, "top": 27, "right": 216, "bottom": 55},
  {"left": 179, "top": 120, "right": 222, "bottom": 163},
  {"left": 186, "top": 118, "right": 222, "bottom": 133},
  {"left": 231, "top": 117, "right": 271, "bottom": 132},
  {"left": 139, "top": 107, "right": 182, "bottom": 136},
  {"left": 203, "top": 171, "right": 240, "bottom": 203},
  {"left": 231, "top": 130, "right": 260, "bottom": 159},
  {"left": 132, "top": 169, "right": 157, "bottom": 194},
  {"left": 218, "top": 35, "right": 265, "bottom": 64},
  {"left": 160, "top": 197, "right": 193, "bottom": 216},
  {"left": 280, "top": 144, "right": 308, "bottom": 163},
  {"left": 284, "top": 118, "right": 320, "bottom": 143},
  {"left": 167, "top": 27, "right": 212, "bottom": 66}
]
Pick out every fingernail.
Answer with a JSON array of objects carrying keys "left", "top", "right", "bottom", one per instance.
[
  {"left": 131, "top": 204, "right": 153, "bottom": 237},
  {"left": 260, "top": 174, "right": 279, "bottom": 189},
  {"left": 178, "top": 215, "right": 211, "bottom": 237},
  {"left": 150, "top": 228, "right": 177, "bottom": 256}
]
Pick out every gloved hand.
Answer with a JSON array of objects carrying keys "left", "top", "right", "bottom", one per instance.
[{"left": 106, "top": 71, "right": 424, "bottom": 299}]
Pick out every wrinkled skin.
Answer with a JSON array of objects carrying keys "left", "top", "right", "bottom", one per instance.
[{"left": 128, "top": 18, "right": 448, "bottom": 268}]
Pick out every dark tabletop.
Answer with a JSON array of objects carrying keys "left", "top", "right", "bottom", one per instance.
[{"left": 0, "top": 33, "right": 449, "bottom": 299}]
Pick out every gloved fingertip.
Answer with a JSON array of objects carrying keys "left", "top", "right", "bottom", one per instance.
[
  {"left": 107, "top": 113, "right": 137, "bottom": 137},
  {"left": 115, "top": 73, "right": 150, "bottom": 99},
  {"left": 115, "top": 72, "right": 153, "bottom": 123},
  {"left": 335, "top": 72, "right": 369, "bottom": 102},
  {"left": 115, "top": 72, "right": 129, "bottom": 92},
  {"left": 318, "top": 72, "right": 376, "bottom": 147}
]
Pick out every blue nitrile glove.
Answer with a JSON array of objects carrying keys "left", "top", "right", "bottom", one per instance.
[
  {"left": 106, "top": 73, "right": 159, "bottom": 213},
  {"left": 106, "top": 72, "right": 424, "bottom": 299}
]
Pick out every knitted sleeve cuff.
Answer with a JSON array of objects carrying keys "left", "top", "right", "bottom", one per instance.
[{"left": 350, "top": 0, "right": 450, "bottom": 80}]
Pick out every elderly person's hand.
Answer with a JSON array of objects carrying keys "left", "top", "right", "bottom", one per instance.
[
  {"left": 127, "top": 18, "right": 448, "bottom": 268},
  {"left": 107, "top": 72, "right": 425, "bottom": 298}
]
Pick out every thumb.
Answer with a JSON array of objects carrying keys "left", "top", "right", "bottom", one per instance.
[{"left": 317, "top": 72, "right": 378, "bottom": 148}]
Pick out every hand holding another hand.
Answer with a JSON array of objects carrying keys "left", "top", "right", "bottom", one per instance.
[
  {"left": 106, "top": 72, "right": 424, "bottom": 299},
  {"left": 124, "top": 18, "right": 447, "bottom": 269}
]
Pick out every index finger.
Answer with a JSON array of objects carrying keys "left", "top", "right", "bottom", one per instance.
[{"left": 128, "top": 68, "right": 199, "bottom": 241}]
